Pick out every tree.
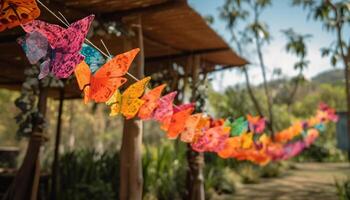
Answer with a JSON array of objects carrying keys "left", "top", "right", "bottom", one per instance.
[
  {"left": 282, "top": 28, "right": 311, "bottom": 107},
  {"left": 219, "top": 0, "right": 275, "bottom": 133},
  {"left": 293, "top": 0, "right": 350, "bottom": 160}
]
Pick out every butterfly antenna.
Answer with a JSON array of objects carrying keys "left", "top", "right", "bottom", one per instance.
[
  {"left": 36, "top": 0, "right": 141, "bottom": 83},
  {"left": 58, "top": 11, "right": 70, "bottom": 25},
  {"left": 100, "top": 39, "right": 112, "bottom": 58}
]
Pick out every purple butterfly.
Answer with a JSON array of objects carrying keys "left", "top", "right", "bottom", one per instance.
[{"left": 17, "top": 31, "right": 52, "bottom": 79}]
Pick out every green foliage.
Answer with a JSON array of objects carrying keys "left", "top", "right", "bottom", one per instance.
[
  {"left": 335, "top": 177, "right": 350, "bottom": 200},
  {"left": 282, "top": 28, "right": 311, "bottom": 71},
  {"left": 57, "top": 150, "right": 119, "bottom": 200},
  {"left": 208, "top": 71, "right": 347, "bottom": 162},
  {"left": 143, "top": 141, "right": 187, "bottom": 200},
  {"left": 293, "top": 0, "right": 350, "bottom": 68},
  {"left": 0, "top": 89, "right": 20, "bottom": 145},
  {"left": 237, "top": 163, "right": 261, "bottom": 184}
]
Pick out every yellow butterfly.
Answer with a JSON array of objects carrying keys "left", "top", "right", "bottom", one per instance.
[
  {"left": 241, "top": 132, "right": 253, "bottom": 149},
  {"left": 106, "top": 77, "right": 151, "bottom": 119}
]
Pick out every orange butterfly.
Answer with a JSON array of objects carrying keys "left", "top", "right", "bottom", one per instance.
[
  {"left": 180, "top": 113, "right": 203, "bottom": 143},
  {"left": 166, "top": 107, "right": 194, "bottom": 139},
  {"left": 217, "top": 137, "right": 242, "bottom": 159},
  {"left": 138, "top": 84, "right": 166, "bottom": 120},
  {"left": 75, "top": 48, "right": 139, "bottom": 104},
  {"left": 0, "top": 0, "right": 40, "bottom": 31}
]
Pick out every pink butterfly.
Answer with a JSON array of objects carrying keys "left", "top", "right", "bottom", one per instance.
[
  {"left": 247, "top": 115, "right": 266, "bottom": 134},
  {"left": 173, "top": 103, "right": 195, "bottom": 113},
  {"left": 152, "top": 92, "right": 177, "bottom": 130},
  {"left": 21, "top": 15, "right": 94, "bottom": 79}
]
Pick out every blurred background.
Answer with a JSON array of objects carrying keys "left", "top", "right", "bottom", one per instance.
[{"left": 0, "top": 0, "right": 350, "bottom": 200}]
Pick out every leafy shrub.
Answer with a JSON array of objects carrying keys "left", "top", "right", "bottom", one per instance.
[
  {"left": 142, "top": 141, "right": 187, "bottom": 200},
  {"left": 260, "top": 162, "right": 285, "bottom": 178},
  {"left": 57, "top": 150, "right": 119, "bottom": 200},
  {"left": 335, "top": 177, "right": 350, "bottom": 200},
  {"left": 237, "top": 163, "right": 261, "bottom": 184}
]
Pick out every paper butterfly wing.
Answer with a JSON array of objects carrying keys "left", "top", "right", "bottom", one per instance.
[
  {"left": 50, "top": 15, "right": 94, "bottom": 78},
  {"left": 138, "top": 84, "right": 166, "bottom": 120},
  {"left": 74, "top": 61, "right": 92, "bottom": 104},
  {"left": 191, "top": 126, "right": 230, "bottom": 152},
  {"left": 106, "top": 90, "right": 122, "bottom": 116},
  {"left": 152, "top": 92, "right": 177, "bottom": 130},
  {"left": 225, "top": 117, "right": 248, "bottom": 137},
  {"left": 38, "top": 59, "right": 51, "bottom": 79},
  {"left": 90, "top": 48, "right": 140, "bottom": 102},
  {"left": 121, "top": 77, "right": 151, "bottom": 119},
  {"left": 22, "top": 20, "right": 65, "bottom": 45},
  {"left": 94, "top": 48, "right": 140, "bottom": 78},
  {"left": 180, "top": 113, "right": 202, "bottom": 143},
  {"left": 81, "top": 44, "right": 105, "bottom": 73},
  {"left": 217, "top": 137, "right": 241, "bottom": 158},
  {"left": 17, "top": 31, "right": 49, "bottom": 64},
  {"left": 167, "top": 107, "right": 194, "bottom": 139},
  {"left": 173, "top": 103, "right": 195, "bottom": 113},
  {"left": 0, "top": 0, "right": 40, "bottom": 31}
]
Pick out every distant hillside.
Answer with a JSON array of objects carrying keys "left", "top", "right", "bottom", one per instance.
[{"left": 311, "top": 69, "right": 344, "bottom": 85}]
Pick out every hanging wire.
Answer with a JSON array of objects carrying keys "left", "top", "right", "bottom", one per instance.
[{"left": 35, "top": 0, "right": 140, "bottom": 82}]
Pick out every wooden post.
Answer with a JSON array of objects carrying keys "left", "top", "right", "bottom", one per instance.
[
  {"left": 50, "top": 87, "right": 65, "bottom": 200},
  {"left": 187, "top": 55, "right": 205, "bottom": 200},
  {"left": 3, "top": 82, "right": 48, "bottom": 200},
  {"left": 119, "top": 16, "right": 144, "bottom": 200}
]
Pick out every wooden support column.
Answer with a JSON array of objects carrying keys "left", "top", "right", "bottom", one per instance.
[
  {"left": 187, "top": 55, "right": 205, "bottom": 200},
  {"left": 119, "top": 16, "right": 144, "bottom": 200},
  {"left": 50, "top": 87, "right": 65, "bottom": 200},
  {"left": 3, "top": 82, "right": 48, "bottom": 200}
]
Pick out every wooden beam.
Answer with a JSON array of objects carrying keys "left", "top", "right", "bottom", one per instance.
[
  {"left": 146, "top": 47, "right": 230, "bottom": 62},
  {"left": 102, "top": 0, "right": 187, "bottom": 20}
]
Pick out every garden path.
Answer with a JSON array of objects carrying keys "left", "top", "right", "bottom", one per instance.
[{"left": 225, "top": 162, "right": 350, "bottom": 200}]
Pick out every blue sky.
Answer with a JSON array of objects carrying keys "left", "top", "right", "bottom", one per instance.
[{"left": 188, "top": 0, "right": 344, "bottom": 90}]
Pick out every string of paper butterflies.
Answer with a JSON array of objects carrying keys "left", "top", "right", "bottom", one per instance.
[{"left": 1, "top": 0, "right": 338, "bottom": 165}]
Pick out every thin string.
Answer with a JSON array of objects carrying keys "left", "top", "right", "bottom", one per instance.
[
  {"left": 36, "top": 0, "right": 140, "bottom": 82},
  {"left": 36, "top": 0, "right": 180, "bottom": 108}
]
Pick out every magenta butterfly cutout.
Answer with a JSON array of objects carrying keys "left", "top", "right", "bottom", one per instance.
[
  {"left": 21, "top": 15, "right": 94, "bottom": 79},
  {"left": 173, "top": 103, "right": 195, "bottom": 113},
  {"left": 152, "top": 92, "right": 177, "bottom": 126}
]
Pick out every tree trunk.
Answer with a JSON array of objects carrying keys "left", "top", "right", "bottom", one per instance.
[
  {"left": 3, "top": 83, "right": 48, "bottom": 200},
  {"left": 326, "top": 0, "right": 350, "bottom": 161},
  {"left": 243, "top": 67, "right": 264, "bottom": 117},
  {"left": 50, "top": 87, "right": 65, "bottom": 200},
  {"left": 254, "top": 32, "right": 274, "bottom": 134},
  {"left": 230, "top": 29, "right": 264, "bottom": 117},
  {"left": 186, "top": 55, "right": 205, "bottom": 200},
  {"left": 119, "top": 16, "right": 144, "bottom": 200}
]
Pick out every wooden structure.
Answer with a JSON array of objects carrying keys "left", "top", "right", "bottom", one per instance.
[
  {"left": 0, "top": 0, "right": 248, "bottom": 199},
  {"left": 0, "top": 0, "right": 246, "bottom": 97}
]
